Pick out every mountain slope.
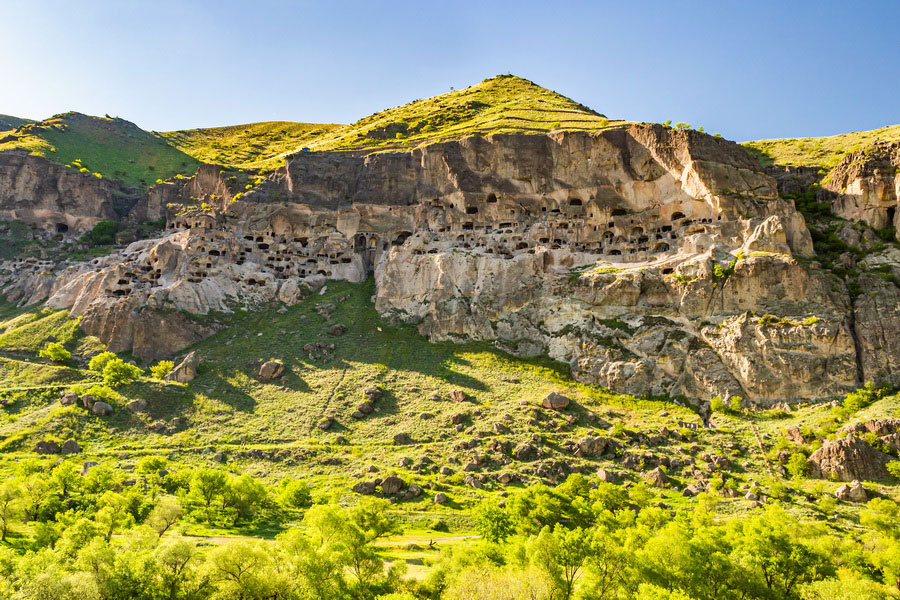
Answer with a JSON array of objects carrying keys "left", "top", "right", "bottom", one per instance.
[
  {"left": 0, "top": 115, "right": 34, "bottom": 132},
  {"left": 162, "top": 121, "right": 342, "bottom": 170},
  {"left": 0, "top": 112, "right": 201, "bottom": 188},
  {"left": 308, "top": 74, "right": 622, "bottom": 152},
  {"left": 743, "top": 124, "right": 900, "bottom": 170}
]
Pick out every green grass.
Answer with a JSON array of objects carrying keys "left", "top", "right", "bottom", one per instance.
[
  {"left": 0, "top": 112, "right": 201, "bottom": 188},
  {"left": 307, "top": 74, "right": 624, "bottom": 152},
  {"left": 161, "top": 121, "right": 342, "bottom": 170},
  {"left": 743, "top": 124, "right": 900, "bottom": 170},
  {"left": 0, "top": 114, "right": 34, "bottom": 132}
]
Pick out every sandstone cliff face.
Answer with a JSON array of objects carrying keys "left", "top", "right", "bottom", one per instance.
[
  {"left": 0, "top": 152, "right": 121, "bottom": 233},
  {"left": 0, "top": 126, "right": 893, "bottom": 402},
  {"left": 825, "top": 142, "right": 900, "bottom": 232}
]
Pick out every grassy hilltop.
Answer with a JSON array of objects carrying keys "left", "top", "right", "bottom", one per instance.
[{"left": 743, "top": 124, "right": 900, "bottom": 170}]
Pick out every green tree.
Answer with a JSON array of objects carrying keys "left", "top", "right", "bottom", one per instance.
[
  {"left": 190, "top": 468, "right": 227, "bottom": 524},
  {"left": 102, "top": 358, "right": 142, "bottom": 387},
  {"left": 150, "top": 360, "right": 174, "bottom": 380},
  {"left": 39, "top": 342, "right": 71, "bottom": 363},
  {"left": 0, "top": 480, "right": 21, "bottom": 541},
  {"left": 222, "top": 474, "right": 268, "bottom": 525},
  {"left": 147, "top": 496, "right": 184, "bottom": 538},
  {"left": 787, "top": 452, "right": 809, "bottom": 479},
  {"left": 276, "top": 478, "right": 312, "bottom": 509},
  {"left": 529, "top": 525, "right": 594, "bottom": 600},
  {"left": 88, "top": 351, "right": 117, "bottom": 373},
  {"left": 474, "top": 501, "right": 513, "bottom": 543}
]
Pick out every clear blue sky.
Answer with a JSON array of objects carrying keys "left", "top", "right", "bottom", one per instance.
[{"left": 2, "top": 0, "right": 897, "bottom": 141}]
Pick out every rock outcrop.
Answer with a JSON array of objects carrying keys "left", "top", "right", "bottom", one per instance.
[
  {"left": 825, "top": 142, "right": 900, "bottom": 232},
  {"left": 807, "top": 435, "right": 892, "bottom": 481},
  {"left": 1, "top": 125, "right": 898, "bottom": 402}
]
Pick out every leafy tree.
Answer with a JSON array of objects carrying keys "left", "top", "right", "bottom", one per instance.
[
  {"left": 95, "top": 491, "right": 135, "bottom": 541},
  {"left": 529, "top": 525, "right": 594, "bottom": 600},
  {"left": 88, "top": 351, "right": 117, "bottom": 373},
  {"left": 222, "top": 474, "right": 268, "bottom": 525},
  {"left": 276, "top": 478, "right": 312, "bottom": 509},
  {"left": 154, "top": 539, "right": 208, "bottom": 600},
  {"left": 474, "top": 501, "right": 513, "bottom": 543},
  {"left": 101, "top": 358, "right": 142, "bottom": 387},
  {"left": 190, "top": 469, "right": 227, "bottom": 524},
  {"left": 787, "top": 453, "right": 809, "bottom": 479},
  {"left": 39, "top": 342, "right": 71, "bottom": 363},
  {"left": 82, "top": 220, "right": 120, "bottom": 246},
  {"left": 150, "top": 360, "right": 174, "bottom": 380},
  {"left": 147, "top": 496, "right": 183, "bottom": 538},
  {"left": 0, "top": 480, "right": 21, "bottom": 541}
]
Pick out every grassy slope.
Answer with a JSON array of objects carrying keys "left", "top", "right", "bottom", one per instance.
[
  {"left": 743, "top": 124, "right": 900, "bottom": 170},
  {"left": 0, "top": 112, "right": 201, "bottom": 188},
  {"left": 161, "top": 121, "right": 342, "bottom": 171},
  {"left": 308, "top": 74, "right": 623, "bottom": 153},
  {"left": 0, "top": 115, "right": 34, "bottom": 132},
  {"left": 1, "top": 281, "right": 896, "bottom": 531}
]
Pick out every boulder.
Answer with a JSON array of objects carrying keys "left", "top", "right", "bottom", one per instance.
[
  {"left": 497, "top": 472, "right": 515, "bottom": 484},
  {"left": 449, "top": 389, "right": 467, "bottom": 402},
  {"left": 81, "top": 461, "right": 100, "bottom": 474},
  {"left": 328, "top": 324, "right": 347, "bottom": 336},
  {"left": 596, "top": 468, "right": 617, "bottom": 483},
  {"left": 807, "top": 435, "right": 892, "bottom": 481},
  {"left": 513, "top": 442, "right": 538, "bottom": 461},
  {"left": 34, "top": 441, "right": 60, "bottom": 455},
  {"left": 644, "top": 466, "right": 669, "bottom": 487},
  {"left": 434, "top": 492, "right": 449, "bottom": 505},
  {"left": 392, "top": 433, "right": 411, "bottom": 445},
  {"left": 353, "top": 480, "right": 377, "bottom": 495},
  {"left": 542, "top": 392, "right": 571, "bottom": 410},
  {"left": 258, "top": 360, "right": 285, "bottom": 380},
  {"left": 166, "top": 351, "right": 200, "bottom": 383},
  {"left": 364, "top": 387, "right": 382, "bottom": 400},
  {"left": 317, "top": 417, "right": 333, "bottom": 431},
  {"left": 92, "top": 401, "right": 114, "bottom": 416},
  {"left": 59, "top": 391, "right": 78, "bottom": 406},
  {"left": 356, "top": 401, "right": 374, "bottom": 415},
  {"left": 61, "top": 440, "right": 81, "bottom": 454},
  {"left": 381, "top": 475, "right": 405, "bottom": 495},
  {"left": 575, "top": 436, "right": 608, "bottom": 457},
  {"left": 81, "top": 394, "right": 96, "bottom": 409},
  {"left": 126, "top": 399, "right": 148, "bottom": 412},
  {"left": 835, "top": 480, "right": 867, "bottom": 503}
]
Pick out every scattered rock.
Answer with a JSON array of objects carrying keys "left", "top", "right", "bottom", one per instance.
[
  {"left": 61, "top": 440, "right": 81, "bottom": 454},
  {"left": 434, "top": 492, "right": 449, "bottom": 505},
  {"left": 59, "top": 391, "right": 78, "bottom": 406},
  {"left": 381, "top": 475, "right": 405, "bottom": 495},
  {"left": 644, "top": 466, "right": 669, "bottom": 487},
  {"left": 393, "top": 433, "right": 410, "bottom": 445},
  {"left": 34, "top": 441, "right": 60, "bottom": 455},
  {"left": 542, "top": 392, "right": 571, "bottom": 410},
  {"left": 327, "top": 324, "right": 347, "bottom": 336},
  {"left": 317, "top": 417, "right": 333, "bottom": 431},
  {"left": 126, "top": 399, "right": 148, "bottom": 412},
  {"left": 165, "top": 351, "right": 200, "bottom": 383},
  {"left": 353, "top": 480, "right": 377, "bottom": 495},
  {"left": 81, "top": 461, "right": 100, "bottom": 475},
  {"left": 575, "top": 436, "right": 608, "bottom": 457},
  {"left": 92, "top": 401, "right": 113, "bottom": 416},
  {"left": 258, "top": 359, "right": 285, "bottom": 380},
  {"left": 596, "top": 468, "right": 617, "bottom": 483},
  {"left": 835, "top": 480, "right": 867, "bottom": 503},
  {"left": 449, "top": 389, "right": 467, "bottom": 402},
  {"left": 513, "top": 442, "right": 538, "bottom": 461}
]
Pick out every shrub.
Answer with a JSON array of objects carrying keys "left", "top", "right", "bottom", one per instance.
[
  {"left": 81, "top": 221, "right": 120, "bottom": 246},
  {"left": 277, "top": 478, "right": 312, "bottom": 508},
  {"left": 150, "top": 360, "right": 174, "bottom": 380},
  {"left": 786, "top": 452, "right": 808, "bottom": 479},
  {"left": 89, "top": 351, "right": 117, "bottom": 373},
  {"left": 429, "top": 518, "right": 449, "bottom": 532},
  {"left": 888, "top": 461, "right": 900, "bottom": 479},
  {"left": 101, "top": 359, "right": 142, "bottom": 387},
  {"left": 38, "top": 342, "right": 70, "bottom": 363},
  {"left": 710, "top": 395, "right": 727, "bottom": 413}
]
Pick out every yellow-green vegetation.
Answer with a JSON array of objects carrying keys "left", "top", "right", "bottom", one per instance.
[
  {"left": 161, "top": 121, "right": 341, "bottom": 170},
  {"left": 743, "top": 123, "right": 900, "bottom": 169},
  {"left": 307, "top": 74, "right": 625, "bottom": 152},
  {"left": 0, "top": 114, "right": 34, "bottom": 132},
  {"left": 0, "top": 112, "right": 201, "bottom": 187}
]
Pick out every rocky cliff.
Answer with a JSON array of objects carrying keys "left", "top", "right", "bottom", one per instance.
[
  {"left": 2, "top": 125, "right": 899, "bottom": 404},
  {"left": 0, "top": 151, "right": 123, "bottom": 233}
]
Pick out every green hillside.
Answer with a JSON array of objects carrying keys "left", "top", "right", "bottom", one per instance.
[
  {"left": 743, "top": 124, "right": 900, "bottom": 170},
  {"left": 0, "top": 115, "right": 34, "bottom": 132},
  {"left": 0, "top": 112, "right": 201, "bottom": 188},
  {"left": 308, "top": 74, "right": 624, "bottom": 152},
  {"left": 162, "top": 121, "right": 342, "bottom": 170}
]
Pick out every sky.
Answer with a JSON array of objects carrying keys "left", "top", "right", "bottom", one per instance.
[{"left": 1, "top": 0, "right": 897, "bottom": 141}]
